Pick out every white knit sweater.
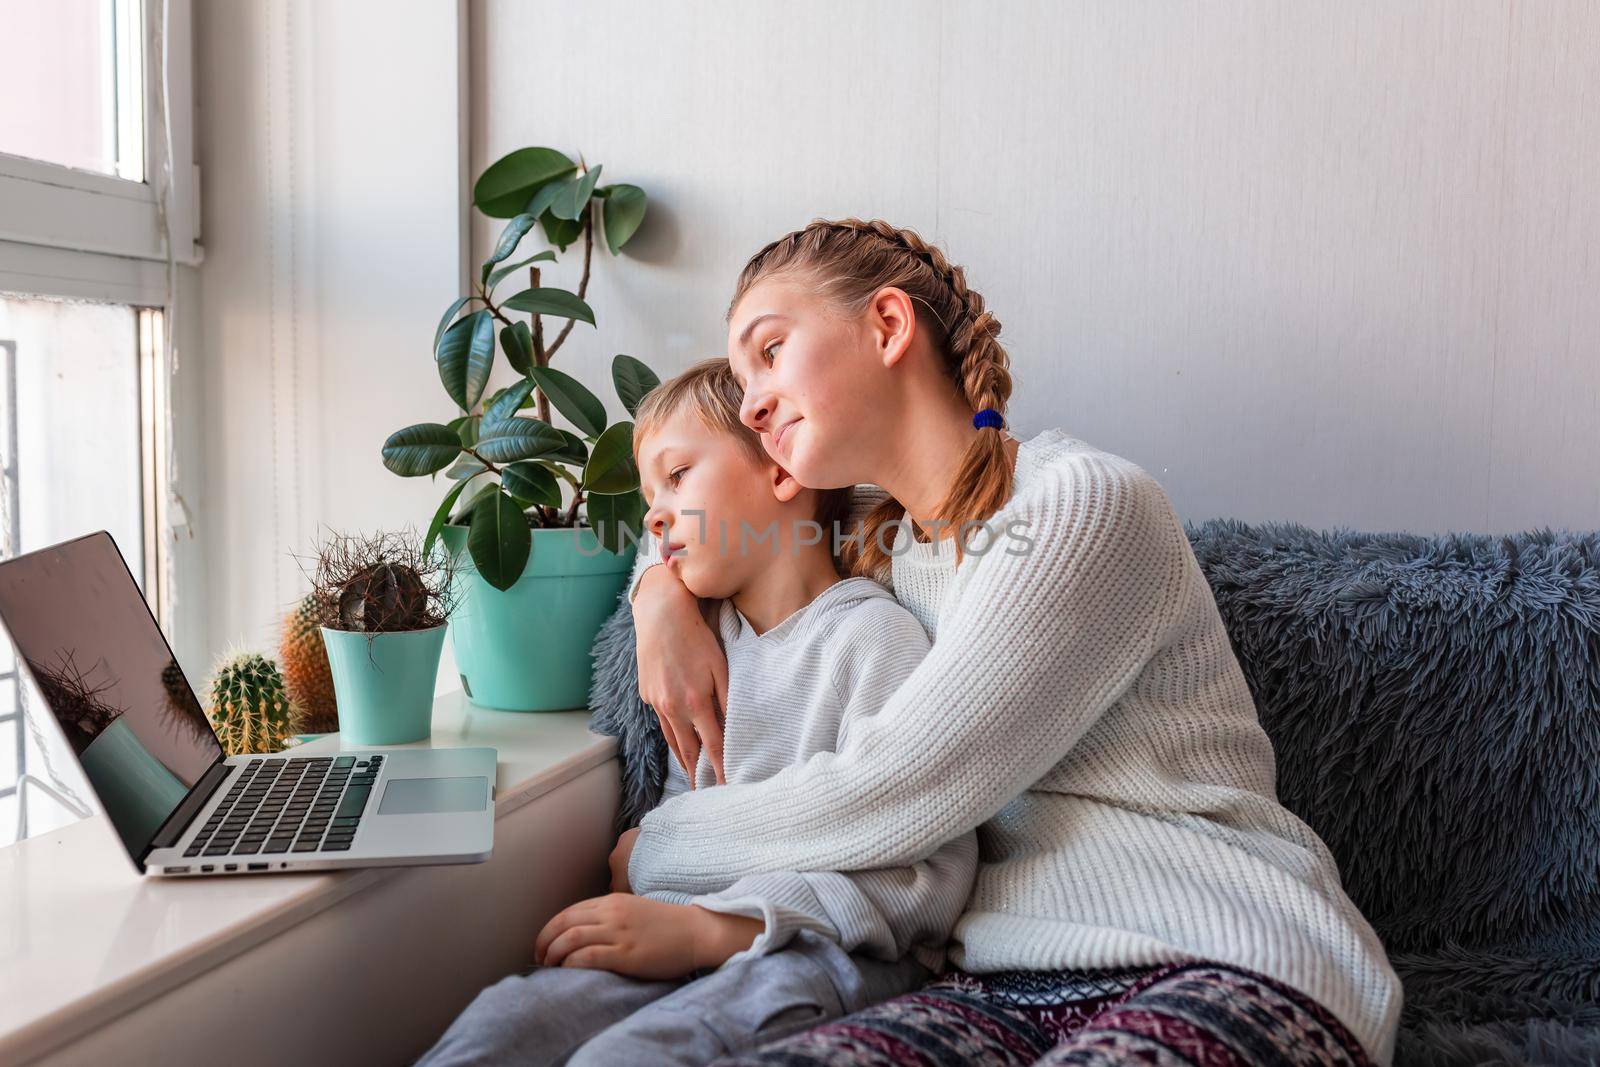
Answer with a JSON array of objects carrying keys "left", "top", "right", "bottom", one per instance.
[
  {"left": 626, "top": 428, "right": 1403, "bottom": 1064},
  {"left": 645, "top": 577, "right": 977, "bottom": 974}
]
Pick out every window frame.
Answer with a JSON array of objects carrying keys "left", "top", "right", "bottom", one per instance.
[{"left": 0, "top": 1, "right": 198, "bottom": 842}]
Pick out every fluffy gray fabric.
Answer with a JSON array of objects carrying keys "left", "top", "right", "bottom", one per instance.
[
  {"left": 589, "top": 523, "right": 1600, "bottom": 1065},
  {"left": 586, "top": 590, "right": 666, "bottom": 832},
  {"left": 1186, "top": 520, "right": 1600, "bottom": 1067}
]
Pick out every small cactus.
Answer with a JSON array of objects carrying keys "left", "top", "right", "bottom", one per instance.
[
  {"left": 302, "top": 529, "right": 455, "bottom": 636},
  {"left": 280, "top": 595, "right": 338, "bottom": 734},
  {"left": 206, "top": 649, "right": 295, "bottom": 756}
]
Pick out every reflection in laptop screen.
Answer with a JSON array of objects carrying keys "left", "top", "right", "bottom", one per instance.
[{"left": 0, "top": 531, "right": 221, "bottom": 860}]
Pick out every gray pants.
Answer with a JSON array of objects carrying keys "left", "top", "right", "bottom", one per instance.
[{"left": 415, "top": 931, "right": 932, "bottom": 1067}]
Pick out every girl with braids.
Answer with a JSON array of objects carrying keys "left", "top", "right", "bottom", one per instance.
[{"left": 618, "top": 219, "right": 1403, "bottom": 1067}]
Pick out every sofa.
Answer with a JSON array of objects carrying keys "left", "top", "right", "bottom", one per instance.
[{"left": 591, "top": 520, "right": 1600, "bottom": 1066}]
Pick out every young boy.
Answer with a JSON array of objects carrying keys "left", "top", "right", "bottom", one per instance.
[{"left": 417, "top": 360, "right": 977, "bottom": 1066}]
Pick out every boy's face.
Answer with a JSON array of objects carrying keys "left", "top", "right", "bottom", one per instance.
[{"left": 637, "top": 409, "right": 793, "bottom": 600}]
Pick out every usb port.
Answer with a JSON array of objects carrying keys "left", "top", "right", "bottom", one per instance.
[
  {"left": 167, "top": 866, "right": 191, "bottom": 874},
  {"left": 224, "top": 863, "right": 238, "bottom": 872},
  {"left": 247, "top": 863, "right": 267, "bottom": 871},
  {"left": 200, "top": 864, "right": 214, "bottom": 873}
]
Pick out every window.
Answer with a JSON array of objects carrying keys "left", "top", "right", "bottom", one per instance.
[
  {"left": 0, "top": 1, "right": 146, "bottom": 181},
  {"left": 0, "top": 0, "right": 196, "bottom": 845}
]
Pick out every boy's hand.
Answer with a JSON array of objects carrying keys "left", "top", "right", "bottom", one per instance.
[
  {"left": 609, "top": 828, "right": 640, "bottom": 891},
  {"left": 634, "top": 564, "right": 728, "bottom": 785},
  {"left": 535, "top": 894, "right": 763, "bottom": 980}
]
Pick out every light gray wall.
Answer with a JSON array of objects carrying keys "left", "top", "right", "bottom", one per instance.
[
  {"left": 196, "top": 0, "right": 466, "bottom": 663},
  {"left": 472, "top": 0, "right": 1599, "bottom": 535}
]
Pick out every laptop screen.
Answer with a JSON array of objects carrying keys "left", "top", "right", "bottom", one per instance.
[{"left": 0, "top": 531, "right": 221, "bottom": 861}]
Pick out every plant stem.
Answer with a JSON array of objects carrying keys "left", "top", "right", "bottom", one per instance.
[
  {"left": 479, "top": 289, "right": 516, "bottom": 329},
  {"left": 463, "top": 448, "right": 502, "bottom": 475},
  {"left": 563, "top": 490, "right": 584, "bottom": 526},
  {"left": 529, "top": 265, "right": 552, "bottom": 424},
  {"left": 544, "top": 206, "right": 594, "bottom": 363}
]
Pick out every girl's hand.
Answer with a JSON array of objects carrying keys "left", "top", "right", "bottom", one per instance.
[
  {"left": 633, "top": 563, "right": 728, "bottom": 786},
  {"left": 534, "top": 894, "right": 762, "bottom": 980},
  {"left": 609, "top": 828, "right": 640, "bottom": 892}
]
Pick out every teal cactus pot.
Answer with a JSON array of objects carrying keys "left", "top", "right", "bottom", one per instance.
[
  {"left": 440, "top": 524, "right": 635, "bottom": 712},
  {"left": 321, "top": 624, "right": 447, "bottom": 745}
]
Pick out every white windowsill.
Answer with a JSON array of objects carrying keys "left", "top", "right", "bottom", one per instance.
[{"left": 0, "top": 689, "right": 618, "bottom": 1065}]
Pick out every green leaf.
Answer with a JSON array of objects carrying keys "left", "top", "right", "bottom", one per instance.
[
  {"left": 434, "top": 296, "right": 475, "bottom": 353},
  {"left": 583, "top": 421, "right": 639, "bottom": 494},
  {"left": 484, "top": 378, "right": 537, "bottom": 428},
  {"left": 480, "top": 214, "right": 539, "bottom": 286},
  {"left": 436, "top": 310, "right": 495, "bottom": 411},
  {"left": 586, "top": 489, "right": 646, "bottom": 555},
  {"left": 612, "top": 354, "right": 660, "bottom": 417},
  {"left": 474, "top": 147, "right": 575, "bottom": 217},
  {"left": 540, "top": 210, "right": 584, "bottom": 251},
  {"left": 522, "top": 179, "right": 566, "bottom": 220},
  {"left": 467, "top": 489, "right": 531, "bottom": 591},
  {"left": 485, "top": 250, "right": 557, "bottom": 293},
  {"left": 382, "top": 423, "right": 462, "bottom": 477},
  {"left": 502, "top": 287, "right": 595, "bottom": 326},
  {"left": 423, "top": 480, "right": 470, "bottom": 559},
  {"left": 475, "top": 416, "right": 568, "bottom": 464},
  {"left": 501, "top": 321, "right": 534, "bottom": 376},
  {"left": 448, "top": 414, "right": 480, "bottom": 448},
  {"left": 529, "top": 366, "right": 607, "bottom": 438},
  {"left": 445, "top": 457, "right": 487, "bottom": 481},
  {"left": 455, "top": 480, "right": 501, "bottom": 522},
  {"left": 537, "top": 459, "right": 578, "bottom": 483},
  {"left": 501, "top": 461, "right": 562, "bottom": 508},
  {"left": 600, "top": 185, "right": 647, "bottom": 254},
  {"left": 552, "top": 429, "right": 589, "bottom": 465},
  {"left": 550, "top": 165, "right": 602, "bottom": 221}
]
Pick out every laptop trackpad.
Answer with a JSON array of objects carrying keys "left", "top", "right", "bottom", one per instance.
[{"left": 378, "top": 776, "right": 489, "bottom": 815}]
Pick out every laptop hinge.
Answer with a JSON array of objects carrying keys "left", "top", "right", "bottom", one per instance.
[{"left": 148, "top": 761, "right": 234, "bottom": 851}]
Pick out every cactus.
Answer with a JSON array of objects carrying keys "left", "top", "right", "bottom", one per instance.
[
  {"left": 336, "top": 561, "right": 431, "bottom": 632},
  {"left": 280, "top": 595, "right": 338, "bottom": 734},
  {"left": 206, "top": 649, "right": 295, "bottom": 756}
]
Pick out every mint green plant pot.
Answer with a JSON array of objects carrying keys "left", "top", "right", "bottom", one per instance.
[
  {"left": 441, "top": 524, "right": 635, "bottom": 712},
  {"left": 321, "top": 624, "right": 447, "bottom": 745}
]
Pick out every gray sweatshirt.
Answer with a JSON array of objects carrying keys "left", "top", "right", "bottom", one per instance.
[{"left": 643, "top": 576, "right": 977, "bottom": 973}]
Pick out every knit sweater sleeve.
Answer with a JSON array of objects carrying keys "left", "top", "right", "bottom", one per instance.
[{"left": 628, "top": 455, "right": 1185, "bottom": 893}]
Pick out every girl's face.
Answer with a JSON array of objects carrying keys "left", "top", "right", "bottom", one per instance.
[{"left": 726, "top": 277, "right": 886, "bottom": 491}]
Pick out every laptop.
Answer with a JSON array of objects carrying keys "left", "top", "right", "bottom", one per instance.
[{"left": 0, "top": 530, "right": 496, "bottom": 877}]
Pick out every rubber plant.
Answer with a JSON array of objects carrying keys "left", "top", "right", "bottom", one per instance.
[{"left": 381, "top": 145, "right": 659, "bottom": 591}]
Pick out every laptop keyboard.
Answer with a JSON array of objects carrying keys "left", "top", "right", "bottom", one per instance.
[{"left": 184, "top": 754, "right": 383, "bottom": 859}]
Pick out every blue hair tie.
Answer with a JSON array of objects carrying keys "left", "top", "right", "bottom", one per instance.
[{"left": 972, "top": 409, "right": 1004, "bottom": 430}]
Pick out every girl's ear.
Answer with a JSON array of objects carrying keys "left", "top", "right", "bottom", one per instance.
[
  {"left": 868, "top": 286, "right": 918, "bottom": 369},
  {"left": 769, "top": 461, "right": 805, "bottom": 503}
]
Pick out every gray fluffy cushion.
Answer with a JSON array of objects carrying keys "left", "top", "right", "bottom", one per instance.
[
  {"left": 587, "top": 592, "right": 668, "bottom": 832},
  {"left": 589, "top": 522, "right": 1600, "bottom": 1065},
  {"left": 1186, "top": 520, "right": 1600, "bottom": 1067}
]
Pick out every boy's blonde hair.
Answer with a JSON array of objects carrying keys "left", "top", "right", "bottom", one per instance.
[
  {"left": 633, "top": 358, "right": 851, "bottom": 530},
  {"left": 727, "top": 219, "right": 1014, "bottom": 577}
]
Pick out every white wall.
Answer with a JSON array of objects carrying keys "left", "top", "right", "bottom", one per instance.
[
  {"left": 196, "top": 0, "right": 467, "bottom": 670},
  {"left": 191, "top": 1, "right": 1599, "bottom": 677},
  {"left": 472, "top": 0, "right": 1600, "bottom": 536}
]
